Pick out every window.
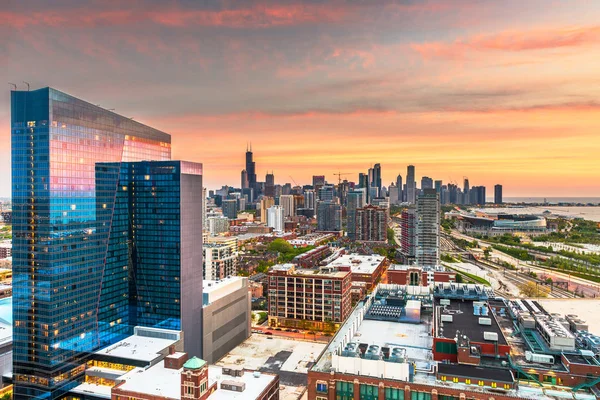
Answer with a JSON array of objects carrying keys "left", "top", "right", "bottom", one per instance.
[
  {"left": 452, "top": 377, "right": 458, "bottom": 383},
  {"left": 410, "top": 392, "right": 431, "bottom": 400},
  {"left": 336, "top": 381, "right": 354, "bottom": 400},
  {"left": 465, "top": 379, "right": 471, "bottom": 385},
  {"left": 183, "top": 381, "right": 194, "bottom": 397},
  {"left": 360, "top": 384, "right": 378, "bottom": 400},
  {"left": 491, "top": 382, "right": 497, "bottom": 388},
  {"left": 478, "top": 381, "right": 484, "bottom": 386},
  {"left": 317, "top": 397, "right": 327, "bottom": 400},
  {"left": 385, "top": 387, "right": 404, "bottom": 400},
  {"left": 316, "top": 381, "right": 328, "bottom": 393},
  {"left": 504, "top": 384, "right": 511, "bottom": 389}
]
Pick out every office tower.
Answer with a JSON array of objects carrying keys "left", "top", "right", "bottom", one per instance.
[
  {"left": 368, "top": 167, "right": 379, "bottom": 199},
  {"left": 11, "top": 87, "right": 202, "bottom": 398},
  {"left": 259, "top": 197, "right": 275, "bottom": 223},
  {"left": 318, "top": 185, "right": 335, "bottom": 202},
  {"left": 396, "top": 174, "right": 403, "bottom": 203},
  {"left": 447, "top": 183, "right": 458, "bottom": 204},
  {"left": 421, "top": 176, "right": 433, "bottom": 190},
  {"left": 358, "top": 173, "right": 369, "bottom": 189},
  {"left": 470, "top": 186, "right": 487, "bottom": 205},
  {"left": 373, "top": 163, "right": 382, "bottom": 193},
  {"left": 264, "top": 172, "right": 275, "bottom": 197},
  {"left": 440, "top": 185, "right": 449, "bottom": 205},
  {"left": 416, "top": 189, "right": 440, "bottom": 267},
  {"left": 202, "top": 187, "right": 208, "bottom": 231},
  {"left": 317, "top": 201, "right": 342, "bottom": 231},
  {"left": 279, "top": 194, "right": 295, "bottom": 219},
  {"left": 222, "top": 199, "right": 238, "bottom": 219},
  {"left": 237, "top": 197, "right": 246, "bottom": 212},
  {"left": 401, "top": 207, "right": 417, "bottom": 260},
  {"left": 303, "top": 189, "right": 316, "bottom": 210},
  {"left": 241, "top": 169, "right": 249, "bottom": 189},
  {"left": 346, "top": 191, "right": 365, "bottom": 240},
  {"left": 463, "top": 178, "right": 470, "bottom": 205},
  {"left": 282, "top": 183, "right": 292, "bottom": 196},
  {"left": 434, "top": 180, "right": 442, "bottom": 193},
  {"left": 494, "top": 184, "right": 503, "bottom": 204},
  {"left": 355, "top": 205, "right": 388, "bottom": 243},
  {"left": 267, "top": 205, "right": 284, "bottom": 232},
  {"left": 406, "top": 165, "right": 416, "bottom": 204},
  {"left": 245, "top": 144, "right": 257, "bottom": 194},
  {"left": 388, "top": 184, "right": 400, "bottom": 205},
  {"left": 312, "top": 175, "right": 325, "bottom": 192}
]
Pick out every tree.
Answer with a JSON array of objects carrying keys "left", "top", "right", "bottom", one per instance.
[
  {"left": 483, "top": 248, "right": 491, "bottom": 260},
  {"left": 267, "top": 239, "right": 293, "bottom": 254},
  {"left": 519, "top": 282, "right": 549, "bottom": 298}
]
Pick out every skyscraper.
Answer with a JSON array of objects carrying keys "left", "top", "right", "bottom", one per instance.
[
  {"left": 373, "top": 163, "right": 382, "bottom": 194},
  {"left": 421, "top": 176, "right": 433, "bottom": 190},
  {"left": 318, "top": 185, "right": 335, "bottom": 202},
  {"left": 303, "top": 189, "right": 316, "bottom": 211},
  {"left": 317, "top": 201, "right": 342, "bottom": 231},
  {"left": 312, "top": 175, "right": 325, "bottom": 193},
  {"left": 264, "top": 171, "right": 275, "bottom": 197},
  {"left": 241, "top": 169, "right": 249, "bottom": 189},
  {"left": 406, "top": 165, "right": 416, "bottom": 204},
  {"left": 346, "top": 191, "right": 365, "bottom": 240},
  {"left": 11, "top": 88, "right": 203, "bottom": 398},
  {"left": 463, "top": 178, "right": 470, "bottom": 205},
  {"left": 401, "top": 207, "right": 417, "bottom": 260},
  {"left": 245, "top": 144, "right": 257, "bottom": 194},
  {"left": 494, "top": 184, "right": 503, "bottom": 204},
  {"left": 222, "top": 199, "right": 238, "bottom": 219},
  {"left": 416, "top": 189, "right": 440, "bottom": 267},
  {"left": 267, "top": 205, "right": 284, "bottom": 232},
  {"left": 355, "top": 205, "right": 388, "bottom": 243},
  {"left": 434, "top": 180, "right": 442, "bottom": 193},
  {"left": 279, "top": 194, "right": 295, "bottom": 219},
  {"left": 396, "top": 174, "right": 403, "bottom": 203},
  {"left": 470, "top": 186, "right": 487, "bottom": 205}
]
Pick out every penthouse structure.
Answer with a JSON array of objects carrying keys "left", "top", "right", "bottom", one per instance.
[
  {"left": 267, "top": 264, "right": 352, "bottom": 331},
  {"left": 324, "top": 254, "right": 387, "bottom": 291}
]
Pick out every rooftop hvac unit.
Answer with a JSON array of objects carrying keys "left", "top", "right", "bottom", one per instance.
[
  {"left": 441, "top": 314, "right": 453, "bottom": 323},
  {"left": 221, "top": 380, "right": 246, "bottom": 392},
  {"left": 483, "top": 332, "right": 498, "bottom": 341},
  {"left": 478, "top": 317, "right": 492, "bottom": 326}
]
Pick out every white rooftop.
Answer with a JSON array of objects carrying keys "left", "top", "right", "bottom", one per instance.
[
  {"left": 94, "top": 334, "right": 177, "bottom": 363},
  {"left": 69, "top": 382, "right": 112, "bottom": 399},
  {"left": 208, "top": 366, "right": 277, "bottom": 400},
  {"left": 326, "top": 254, "right": 385, "bottom": 274},
  {"left": 203, "top": 276, "right": 247, "bottom": 306}
]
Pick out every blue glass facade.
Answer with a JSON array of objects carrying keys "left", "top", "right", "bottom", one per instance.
[{"left": 11, "top": 88, "right": 204, "bottom": 399}]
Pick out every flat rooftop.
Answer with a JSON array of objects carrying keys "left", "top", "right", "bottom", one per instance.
[
  {"left": 217, "top": 334, "right": 326, "bottom": 400},
  {"left": 94, "top": 334, "right": 177, "bottom": 363},
  {"left": 538, "top": 299, "right": 600, "bottom": 334},
  {"left": 438, "top": 363, "right": 514, "bottom": 383},
  {"left": 435, "top": 298, "right": 507, "bottom": 345},
  {"left": 326, "top": 254, "right": 385, "bottom": 274},
  {"left": 271, "top": 263, "right": 349, "bottom": 278}
]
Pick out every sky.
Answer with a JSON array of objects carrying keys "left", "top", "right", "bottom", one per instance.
[{"left": 1, "top": 0, "right": 600, "bottom": 198}]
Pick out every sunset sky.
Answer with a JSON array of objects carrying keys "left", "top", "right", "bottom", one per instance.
[{"left": 2, "top": 0, "right": 600, "bottom": 197}]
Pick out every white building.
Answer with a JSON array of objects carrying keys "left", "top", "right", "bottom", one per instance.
[
  {"left": 203, "top": 237, "right": 238, "bottom": 280},
  {"left": 267, "top": 205, "right": 284, "bottom": 232},
  {"left": 208, "top": 216, "right": 229, "bottom": 236},
  {"left": 279, "top": 195, "right": 295, "bottom": 219}
]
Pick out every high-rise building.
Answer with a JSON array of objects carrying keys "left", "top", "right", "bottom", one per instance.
[
  {"left": 245, "top": 144, "right": 257, "bottom": 194},
  {"left": 388, "top": 184, "right": 400, "bottom": 205},
  {"left": 401, "top": 207, "right": 417, "bottom": 260},
  {"left": 355, "top": 205, "right": 388, "bottom": 243},
  {"left": 421, "top": 176, "right": 433, "bottom": 190},
  {"left": 241, "top": 169, "right": 249, "bottom": 189},
  {"left": 470, "top": 186, "right": 487, "bottom": 205},
  {"left": 463, "top": 178, "right": 470, "bottom": 205},
  {"left": 11, "top": 87, "right": 203, "bottom": 398},
  {"left": 264, "top": 171, "right": 275, "bottom": 197},
  {"left": 346, "top": 191, "right": 365, "bottom": 240},
  {"left": 373, "top": 163, "right": 382, "bottom": 193},
  {"left": 494, "top": 184, "right": 503, "bottom": 204},
  {"left": 406, "top": 165, "right": 416, "bottom": 204},
  {"left": 208, "top": 216, "right": 230, "bottom": 235},
  {"left": 318, "top": 185, "right": 335, "bottom": 202},
  {"left": 279, "top": 194, "right": 295, "bottom": 219},
  {"left": 222, "top": 199, "right": 238, "bottom": 219},
  {"left": 434, "top": 180, "right": 442, "bottom": 193},
  {"left": 260, "top": 197, "right": 275, "bottom": 223},
  {"left": 312, "top": 175, "right": 325, "bottom": 192},
  {"left": 203, "top": 238, "right": 238, "bottom": 280},
  {"left": 396, "top": 174, "right": 403, "bottom": 203},
  {"left": 267, "top": 205, "right": 284, "bottom": 232},
  {"left": 416, "top": 189, "right": 440, "bottom": 267},
  {"left": 303, "top": 189, "right": 316, "bottom": 210},
  {"left": 317, "top": 201, "right": 342, "bottom": 231}
]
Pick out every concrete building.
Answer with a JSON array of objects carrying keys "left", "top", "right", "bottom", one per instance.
[
  {"left": 325, "top": 253, "right": 387, "bottom": 291},
  {"left": 203, "top": 240, "right": 238, "bottom": 280},
  {"left": 267, "top": 264, "right": 352, "bottom": 331},
  {"left": 260, "top": 196, "right": 275, "bottom": 223},
  {"left": 355, "top": 204, "right": 388, "bottom": 243},
  {"left": 416, "top": 189, "right": 440, "bottom": 267},
  {"left": 304, "top": 189, "right": 316, "bottom": 210},
  {"left": 267, "top": 205, "right": 284, "bottom": 232},
  {"left": 317, "top": 201, "right": 342, "bottom": 232},
  {"left": 401, "top": 207, "right": 417, "bottom": 261},
  {"left": 346, "top": 191, "right": 365, "bottom": 241},
  {"left": 495, "top": 184, "right": 503, "bottom": 204},
  {"left": 208, "top": 216, "right": 230, "bottom": 236},
  {"left": 279, "top": 194, "right": 295, "bottom": 219},
  {"left": 202, "top": 277, "right": 251, "bottom": 364},
  {"left": 387, "top": 264, "right": 456, "bottom": 286},
  {"left": 222, "top": 199, "right": 238, "bottom": 219}
]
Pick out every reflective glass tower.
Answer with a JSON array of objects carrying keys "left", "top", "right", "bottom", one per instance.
[{"left": 11, "top": 88, "right": 202, "bottom": 399}]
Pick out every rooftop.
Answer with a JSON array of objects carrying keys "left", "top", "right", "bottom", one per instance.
[
  {"left": 435, "top": 298, "right": 507, "bottom": 345},
  {"left": 438, "top": 363, "right": 514, "bottom": 383},
  {"left": 271, "top": 263, "right": 350, "bottom": 278},
  {"left": 325, "top": 253, "right": 385, "bottom": 274},
  {"left": 94, "top": 333, "right": 178, "bottom": 363}
]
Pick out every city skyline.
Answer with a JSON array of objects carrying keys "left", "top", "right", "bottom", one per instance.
[{"left": 2, "top": 1, "right": 600, "bottom": 197}]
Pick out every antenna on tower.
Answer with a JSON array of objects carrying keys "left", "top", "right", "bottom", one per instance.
[
  {"left": 8, "top": 83, "right": 17, "bottom": 91},
  {"left": 23, "top": 81, "right": 30, "bottom": 91}
]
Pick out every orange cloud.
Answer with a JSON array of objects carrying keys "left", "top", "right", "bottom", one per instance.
[{"left": 412, "top": 25, "right": 600, "bottom": 60}]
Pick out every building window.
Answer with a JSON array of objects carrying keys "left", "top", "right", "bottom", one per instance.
[
  {"left": 183, "top": 381, "right": 194, "bottom": 397},
  {"left": 336, "top": 381, "right": 354, "bottom": 400},
  {"left": 316, "top": 382, "right": 328, "bottom": 393},
  {"left": 385, "top": 387, "right": 404, "bottom": 400},
  {"left": 360, "top": 384, "right": 378, "bottom": 400},
  {"left": 478, "top": 381, "right": 484, "bottom": 386},
  {"left": 317, "top": 397, "right": 328, "bottom": 400},
  {"left": 504, "top": 384, "right": 511, "bottom": 389},
  {"left": 465, "top": 379, "right": 471, "bottom": 385},
  {"left": 452, "top": 377, "right": 458, "bottom": 383},
  {"left": 491, "top": 382, "right": 497, "bottom": 388},
  {"left": 410, "top": 392, "right": 431, "bottom": 400}
]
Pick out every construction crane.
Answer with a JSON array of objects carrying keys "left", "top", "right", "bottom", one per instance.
[
  {"left": 289, "top": 176, "right": 300, "bottom": 187},
  {"left": 333, "top": 172, "right": 352, "bottom": 186}
]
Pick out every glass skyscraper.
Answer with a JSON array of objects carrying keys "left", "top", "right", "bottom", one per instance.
[{"left": 11, "top": 88, "right": 202, "bottom": 399}]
